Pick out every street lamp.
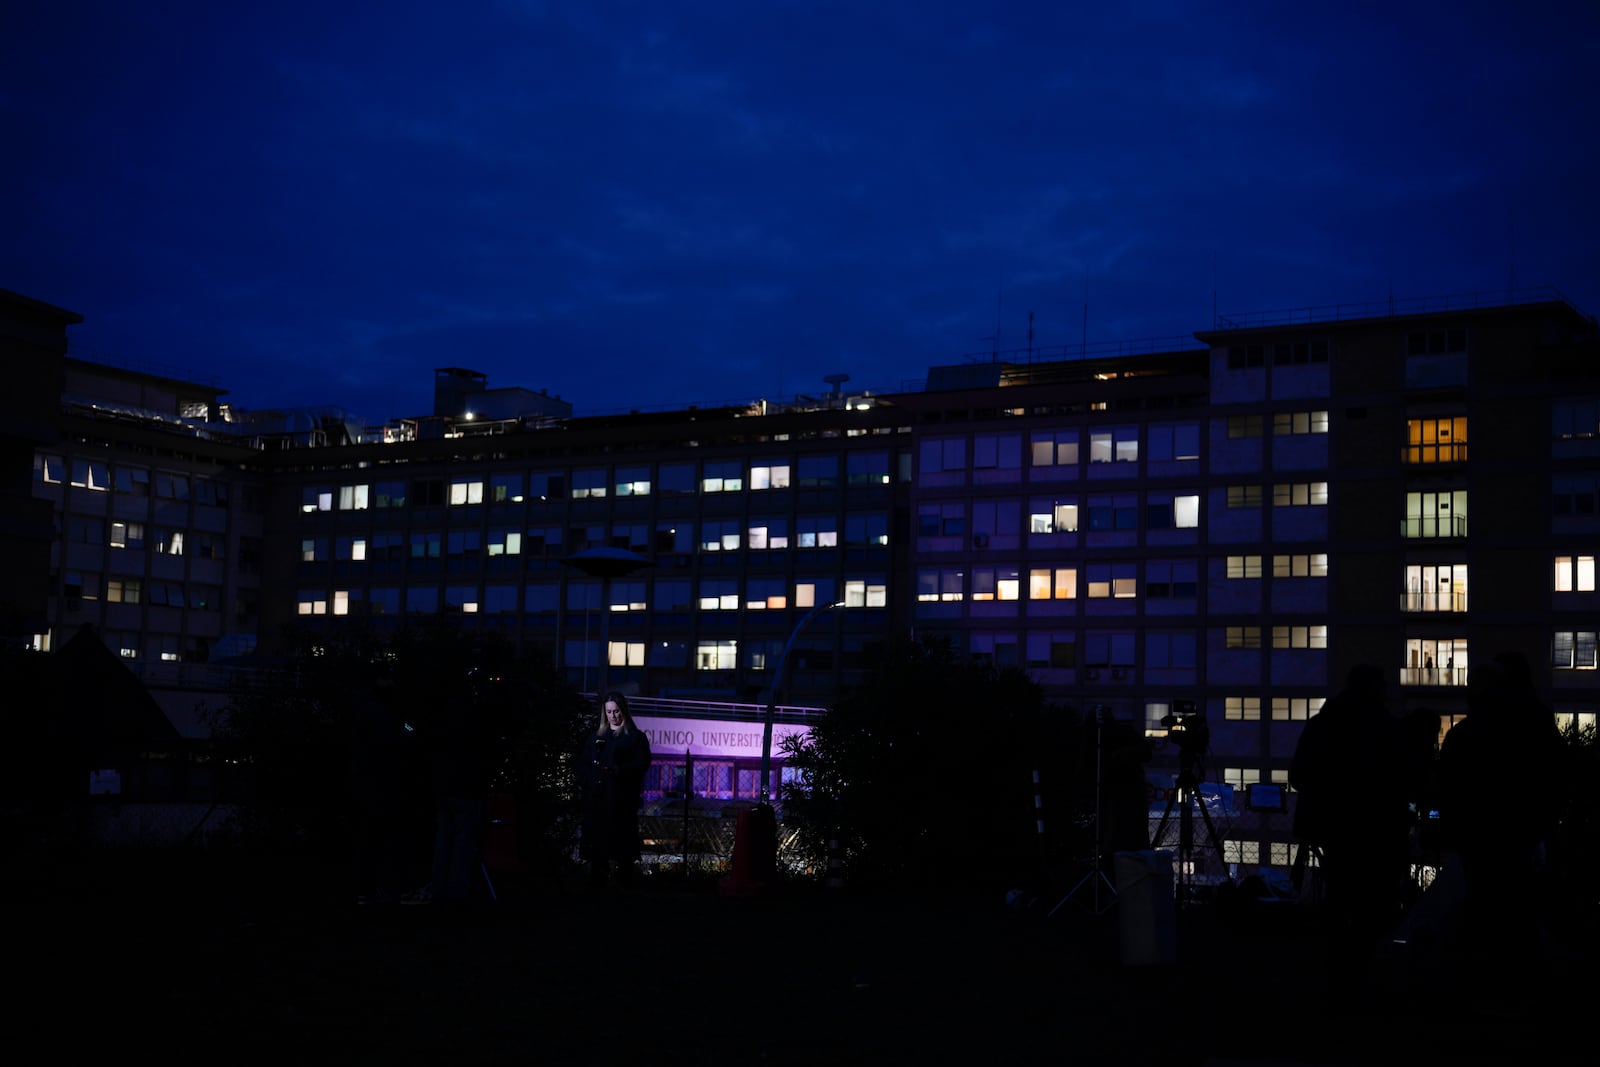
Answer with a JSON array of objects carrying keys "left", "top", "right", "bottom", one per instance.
[
  {"left": 721, "top": 598, "right": 842, "bottom": 898},
  {"left": 560, "top": 546, "right": 651, "bottom": 697},
  {"left": 759, "top": 599, "right": 843, "bottom": 801}
]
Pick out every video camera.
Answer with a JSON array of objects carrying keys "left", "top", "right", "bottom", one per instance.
[{"left": 1159, "top": 700, "right": 1208, "bottom": 761}]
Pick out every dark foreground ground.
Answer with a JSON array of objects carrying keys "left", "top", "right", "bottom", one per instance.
[{"left": 11, "top": 846, "right": 1593, "bottom": 1066}]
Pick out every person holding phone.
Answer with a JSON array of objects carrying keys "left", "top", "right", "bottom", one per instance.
[{"left": 577, "top": 691, "right": 653, "bottom": 891}]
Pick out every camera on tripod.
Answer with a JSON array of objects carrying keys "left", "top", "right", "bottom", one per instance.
[{"left": 1160, "top": 700, "right": 1207, "bottom": 762}]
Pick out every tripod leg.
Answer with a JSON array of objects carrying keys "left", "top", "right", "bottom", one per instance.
[
  {"left": 1152, "top": 788, "right": 1179, "bottom": 848},
  {"left": 1194, "top": 794, "right": 1228, "bottom": 868},
  {"left": 1050, "top": 856, "right": 1118, "bottom": 917}
]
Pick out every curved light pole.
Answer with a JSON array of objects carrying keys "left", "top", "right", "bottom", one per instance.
[
  {"left": 759, "top": 599, "right": 843, "bottom": 801},
  {"left": 560, "top": 546, "right": 651, "bottom": 698},
  {"left": 722, "top": 598, "right": 843, "bottom": 897}
]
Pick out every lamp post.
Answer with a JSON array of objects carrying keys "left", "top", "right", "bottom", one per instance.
[
  {"left": 560, "top": 547, "right": 651, "bottom": 698},
  {"left": 759, "top": 599, "right": 843, "bottom": 802},
  {"left": 721, "top": 598, "right": 841, "bottom": 898}
]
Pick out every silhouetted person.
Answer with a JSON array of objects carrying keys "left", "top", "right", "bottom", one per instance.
[
  {"left": 1290, "top": 663, "right": 1412, "bottom": 993},
  {"left": 348, "top": 671, "right": 411, "bottom": 906},
  {"left": 1437, "top": 654, "right": 1563, "bottom": 1007},
  {"left": 578, "top": 692, "right": 652, "bottom": 890}
]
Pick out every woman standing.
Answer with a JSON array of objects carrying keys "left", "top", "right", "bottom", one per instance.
[{"left": 578, "top": 692, "right": 653, "bottom": 890}]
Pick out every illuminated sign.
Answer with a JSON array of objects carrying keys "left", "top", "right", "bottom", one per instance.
[{"left": 633, "top": 715, "right": 810, "bottom": 760}]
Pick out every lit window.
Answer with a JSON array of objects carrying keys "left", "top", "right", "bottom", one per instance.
[
  {"left": 1272, "top": 482, "right": 1329, "bottom": 507},
  {"left": 843, "top": 579, "right": 886, "bottom": 608},
  {"left": 1029, "top": 499, "right": 1079, "bottom": 534},
  {"left": 1272, "top": 626, "right": 1327, "bottom": 649},
  {"left": 1031, "top": 430, "right": 1080, "bottom": 466},
  {"left": 1275, "top": 554, "right": 1330, "bottom": 579},
  {"left": 1405, "top": 416, "right": 1467, "bottom": 463},
  {"left": 1224, "top": 697, "right": 1261, "bottom": 721},
  {"left": 106, "top": 578, "right": 141, "bottom": 604},
  {"left": 1552, "top": 631, "right": 1598, "bottom": 670},
  {"left": 701, "top": 461, "right": 743, "bottom": 493},
  {"left": 614, "top": 467, "right": 650, "bottom": 497},
  {"left": 609, "top": 641, "right": 645, "bottom": 667},
  {"left": 697, "top": 640, "right": 738, "bottom": 670},
  {"left": 698, "top": 580, "right": 738, "bottom": 611},
  {"left": 1226, "top": 627, "right": 1261, "bottom": 649},
  {"left": 917, "top": 568, "right": 965, "bottom": 602},
  {"left": 1089, "top": 428, "right": 1139, "bottom": 464},
  {"left": 1555, "top": 555, "right": 1596, "bottom": 593},
  {"left": 794, "top": 579, "right": 836, "bottom": 609},
  {"left": 1405, "top": 491, "right": 1468, "bottom": 539},
  {"left": 1227, "top": 485, "right": 1262, "bottom": 508},
  {"left": 71, "top": 459, "right": 110, "bottom": 492},
  {"left": 1272, "top": 697, "right": 1322, "bottom": 721},
  {"left": 1027, "top": 567, "right": 1076, "bottom": 600},
  {"left": 1227, "top": 555, "right": 1263, "bottom": 579},
  {"left": 750, "top": 462, "right": 791, "bottom": 490},
  {"left": 1273, "top": 411, "right": 1330, "bottom": 436},
  {"left": 797, "top": 516, "right": 838, "bottom": 548},
  {"left": 748, "top": 519, "right": 789, "bottom": 550},
  {"left": 700, "top": 519, "right": 740, "bottom": 552},
  {"left": 745, "top": 578, "right": 786, "bottom": 610}
]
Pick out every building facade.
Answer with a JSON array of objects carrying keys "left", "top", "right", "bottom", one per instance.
[{"left": 14, "top": 286, "right": 1600, "bottom": 878}]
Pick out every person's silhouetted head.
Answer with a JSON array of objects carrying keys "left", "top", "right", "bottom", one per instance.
[
  {"left": 1466, "top": 659, "right": 1511, "bottom": 720},
  {"left": 1493, "top": 650, "right": 1537, "bottom": 697},
  {"left": 1345, "top": 662, "right": 1385, "bottom": 702}
]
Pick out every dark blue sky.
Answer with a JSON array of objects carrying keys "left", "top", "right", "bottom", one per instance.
[{"left": 5, "top": 2, "right": 1597, "bottom": 423}]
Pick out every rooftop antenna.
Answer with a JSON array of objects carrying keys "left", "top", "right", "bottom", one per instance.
[
  {"left": 994, "top": 289, "right": 1003, "bottom": 360},
  {"left": 1081, "top": 270, "right": 1089, "bottom": 358},
  {"left": 1028, "top": 310, "right": 1035, "bottom": 363},
  {"left": 1211, "top": 249, "right": 1218, "bottom": 328}
]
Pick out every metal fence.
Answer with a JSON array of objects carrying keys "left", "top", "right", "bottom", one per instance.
[{"left": 637, "top": 810, "right": 810, "bottom": 879}]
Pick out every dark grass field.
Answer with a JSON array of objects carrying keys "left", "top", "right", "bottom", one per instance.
[{"left": 11, "top": 845, "right": 1591, "bottom": 1065}]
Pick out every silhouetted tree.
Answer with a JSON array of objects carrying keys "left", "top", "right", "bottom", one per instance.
[
  {"left": 210, "top": 620, "right": 589, "bottom": 874},
  {"left": 779, "top": 634, "right": 1074, "bottom": 893},
  {"left": 1551, "top": 718, "right": 1600, "bottom": 939}
]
